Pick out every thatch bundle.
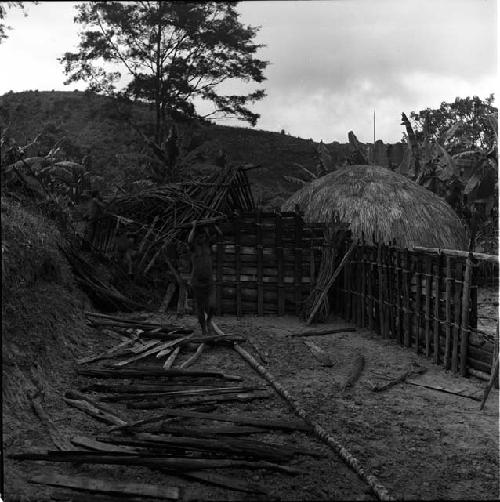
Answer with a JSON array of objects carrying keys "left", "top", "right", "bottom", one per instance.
[
  {"left": 282, "top": 164, "right": 468, "bottom": 250},
  {"left": 107, "top": 163, "right": 254, "bottom": 238}
]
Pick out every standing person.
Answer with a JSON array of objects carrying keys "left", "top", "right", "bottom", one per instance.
[
  {"left": 84, "top": 190, "right": 105, "bottom": 249},
  {"left": 188, "top": 220, "right": 217, "bottom": 336}
]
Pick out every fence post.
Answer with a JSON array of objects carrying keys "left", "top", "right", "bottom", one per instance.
[
  {"left": 294, "top": 207, "right": 303, "bottom": 316},
  {"left": 276, "top": 212, "right": 285, "bottom": 316},
  {"left": 460, "top": 255, "right": 473, "bottom": 376},
  {"left": 444, "top": 256, "right": 453, "bottom": 370},
  {"left": 414, "top": 257, "right": 422, "bottom": 353},
  {"left": 403, "top": 248, "right": 411, "bottom": 347},
  {"left": 433, "top": 252, "right": 442, "bottom": 364},
  {"left": 394, "top": 248, "right": 402, "bottom": 343},
  {"left": 451, "top": 261, "right": 463, "bottom": 373},
  {"left": 216, "top": 233, "right": 224, "bottom": 316},
  {"left": 367, "top": 246, "right": 373, "bottom": 331},
  {"left": 424, "top": 256, "right": 433, "bottom": 357},
  {"left": 377, "top": 243, "right": 384, "bottom": 337},
  {"left": 361, "top": 240, "right": 366, "bottom": 327},
  {"left": 234, "top": 214, "right": 242, "bottom": 317},
  {"left": 256, "top": 210, "right": 264, "bottom": 315}
]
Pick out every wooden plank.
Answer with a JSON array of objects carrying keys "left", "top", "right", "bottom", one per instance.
[
  {"left": 444, "top": 257, "right": 453, "bottom": 369},
  {"left": 77, "top": 338, "right": 137, "bottom": 365},
  {"left": 355, "top": 246, "right": 362, "bottom": 325},
  {"left": 387, "top": 246, "right": 395, "bottom": 338},
  {"left": 128, "top": 391, "right": 271, "bottom": 409},
  {"left": 216, "top": 237, "right": 224, "bottom": 316},
  {"left": 451, "top": 262, "right": 463, "bottom": 373},
  {"left": 63, "top": 398, "right": 127, "bottom": 426},
  {"left": 101, "top": 386, "right": 263, "bottom": 402},
  {"left": 288, "top": 327, "right": 356, "bottom": 338},
  {"left": 377, "top": 244, "right": 384, "bottom": 337},
  {"left": 163, "top": 346, "right": 180, "bottom": 369},
  {"left": 179, "top": 343, "right": 206, "bottom": 369},
  {"left": 71, "top": 436, "right": 140, "bottom": 454},
  {"left": 395, "top": 249, "right": 402, "bottom": 343},
  {"left": 294, "top": 210, "right": 303, "bottom": 315},
  {"left": 433, "top": 253, "right": 442, "bottom": 364},
  {"left": 120, "top": 409, "right": 311, "bottom": 432},
  {"left": 360, "top": 244, "right": 366, "bottom": 327},
  {"left": 17, "top": 452, "right": 301, "bottom": 474},
  {"left": 234, "top": 216, "right": 242, "bottom": 317},
  {"left": 460, "top": 256, "right": 473, "bottom": 376},
  {"left": 403, "top": 249, "right": 411, "bottom": 347},
  {"left": 367, "top": 247, "right": 374, "bottom": 331},
  {"left": 424, "top": 256, "right": 433, "bottom": 357},
  {"left": 343, "top": 244, "right": 350, "bottom": 321},
  {"left": 256, "top": 211, "right": 264, "bottom": 315},
  {"left": 310, "top": 238, "right": 316, "bottom": 297},
  {"left": 182, "top": 471, "right": 268, "bottom": 495},
  {"left": 78, "top": 367, "right": 242, "bottom": 381},
  {"left": 414, "top": 258, "right": 422, "bottom": 353},
  {"left": 29, "top": 473, "right": 181, "bottom": 500},
  {"left": 158, "top": 425, "right": 268, "bottom": 436}
]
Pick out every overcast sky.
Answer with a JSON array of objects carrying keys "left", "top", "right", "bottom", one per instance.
[{"left": 0, "top": 0, "right": 497, "bottom": 143}]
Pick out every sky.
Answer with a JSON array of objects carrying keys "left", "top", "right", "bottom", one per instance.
[{"left": 0, "top": 0, "right": 497, "bottom": 143}]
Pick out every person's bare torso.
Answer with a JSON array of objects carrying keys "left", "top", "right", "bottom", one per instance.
[{"left": 191, "top": 243, "right": 213, "bottom": 287}]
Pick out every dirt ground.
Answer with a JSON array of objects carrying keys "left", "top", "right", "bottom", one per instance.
[{"left": 4, "top": 307, "right": 499, "bottom": 502}]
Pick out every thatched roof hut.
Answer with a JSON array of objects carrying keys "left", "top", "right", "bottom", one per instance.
[{"left": 282, "top": 164, "right": 468, "bottom": 250}]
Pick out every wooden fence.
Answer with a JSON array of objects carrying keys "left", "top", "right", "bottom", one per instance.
[
  {"left": 332, "top": 243, "right": 497, "bottom": 376},
  {"left": 214, "top": 211, "right": 325, "bottom": 315}
]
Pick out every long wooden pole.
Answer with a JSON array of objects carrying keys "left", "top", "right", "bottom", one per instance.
[
  {"left": 232, "top": 342, "right": 395, "bottom": 501},
  {"left": 460, "top": 255, "right": 473, "bottom": 376},
  {"left": 479, "top": 356, "right": 499, "bottom": 410},
  {"left": 306, "top": 241, "right": 356, "bottom": 325},
  {"left": 411, "top": 246, "right": 498, "bottom": 264}
]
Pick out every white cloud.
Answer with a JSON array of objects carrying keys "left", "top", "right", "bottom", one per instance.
[{"left": 0, "top": 0, "right": 497, "bottom": 142}]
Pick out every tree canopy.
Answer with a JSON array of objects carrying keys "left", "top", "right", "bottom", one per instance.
[
  {"left": 0, "top": 2, "right": 37, "bottom": 43},
  {"left": 60, "top": 1, "right": 268, "bottom": 142},
  {"left": 408, "top": 94, "right": 497, "bottom": 155}
]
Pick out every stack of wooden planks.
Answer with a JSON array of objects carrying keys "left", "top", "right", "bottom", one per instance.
[{"left": 12, "top": 311, "right": 323, "bottom": 500}]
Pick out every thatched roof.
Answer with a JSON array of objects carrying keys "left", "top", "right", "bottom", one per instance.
[{"left": 282, "top": 164, "right": 468, "bottom": 250}]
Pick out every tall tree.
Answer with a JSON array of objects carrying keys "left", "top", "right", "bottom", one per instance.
[
  {"left": 60, "top": 2, "right": 268, "bottom": 144},
  {"left": 408, "top": 94, "right": 496, "bottom": 156},
  {"left": 0, "top": 2, "right": 37, "bottom": 43}
]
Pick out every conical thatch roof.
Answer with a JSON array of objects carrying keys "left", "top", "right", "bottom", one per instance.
[{"left": 282, "top": 164, "right": 468, "bottom": 250}]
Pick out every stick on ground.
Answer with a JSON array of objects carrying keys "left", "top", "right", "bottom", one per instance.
[
  {"left": 29, "top": 473, "right": 181, "bottom": 500},
  {"left": 289, "top": 327, "right": 356, "bottom": 338},
  {"left": 231, "top": 342, "right": 395, "bottom": 502},
  {"left": 480, "top": 356, "right": 499, "bottom": 410}
]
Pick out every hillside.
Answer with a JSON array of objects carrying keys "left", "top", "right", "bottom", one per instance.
[{"left": 0, "top": 90, "right": 353, "bottom": 207}]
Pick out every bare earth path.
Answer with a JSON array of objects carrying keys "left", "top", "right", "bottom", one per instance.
[{"left": 5, "top": 313, "right": 498, "bottom": 501}]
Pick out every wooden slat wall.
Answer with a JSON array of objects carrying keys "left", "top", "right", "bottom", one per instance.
[
  {"left": 214, "top": 211, "right": 325, "bottom": 316},
  {"left": 332, "top": 244, "right": 496, "bottom": 376}
]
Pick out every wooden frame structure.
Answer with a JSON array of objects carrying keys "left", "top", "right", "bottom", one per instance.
[
  {"left": 332, "top": 243, "right": 497, "bottom": 376},
  {"left": 212, "top": 212, "right": 496, "bottom": 379},
  {"left": 214, "top": 211, "right": 325, "bottom": 316}
]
